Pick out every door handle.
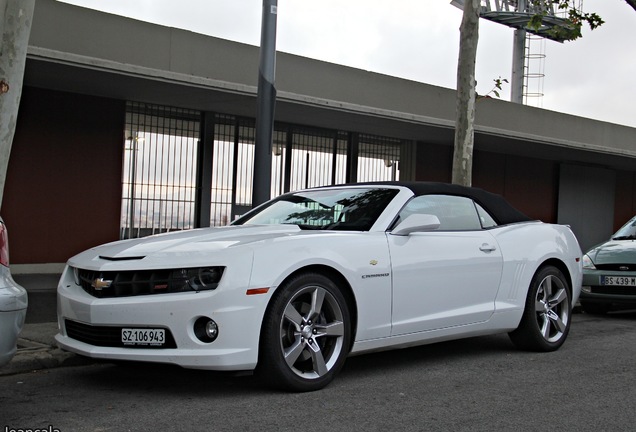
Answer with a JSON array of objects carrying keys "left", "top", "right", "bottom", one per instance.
[{"left": 479, "top": 243, "right": 497, "bottom": 253}]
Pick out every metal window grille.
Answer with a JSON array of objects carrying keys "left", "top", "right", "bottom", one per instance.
[
  {"left": 209, "top": 115, "right": 259, "bottom": 224},
  {"left": 235, "top": 122, "right": 256, "bottom": 207},
  {"left": 357, "top": 134, "right": 401, "bottom": 182},
  {"left": 210, "top": 114, "right": 236, "bottom": 226},
  {"left": 271, "top": 129, "right": 287, "bottom": 198},
  {"left": 121, "top": 102, "right": 201, "bottom": 239},
  {"left": 287, "top": 128, "right": 347, "bottom": 191},
  {"left": 122, "top": 108, "right": 406, "bottom": 232},
  {"left": 210, "top": 119, "right": 348, "bottom": 225}
]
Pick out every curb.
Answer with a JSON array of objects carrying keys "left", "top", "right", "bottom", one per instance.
[
  {"left": 0, "top": 345, "right": 81, "bottom": 376},
  {"left": 0, "top": 322, "right": 92, "bottom": 377}
]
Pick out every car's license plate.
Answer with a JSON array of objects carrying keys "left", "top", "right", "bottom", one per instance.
[
  {"left": 122, "top": 328, "right": 165, "bottom": 347},
  {"left": 601, "top": 276, "right": 636, "bottom": 287}
]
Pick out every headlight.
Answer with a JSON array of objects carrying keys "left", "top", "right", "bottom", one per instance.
[
  {"left": 582, "top": 254, "right": 596, "bottom": 270},
  {"left": 172, "top": 267, "right": 224, "bottom": 292},
  {"left": 72, "top": 267, "right": 81, "bottom": 285}
]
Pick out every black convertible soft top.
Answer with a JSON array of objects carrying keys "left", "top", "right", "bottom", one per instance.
[{"left": 352, "top": 181, "right": 533, "bottom": 226}]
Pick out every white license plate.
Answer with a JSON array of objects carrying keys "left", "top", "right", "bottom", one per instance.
[
  {"left": 602, "top": 276, "right": 636, "bottom": 287},
  {"left": 122, "top": 328, "right": 165, "bottom": 347}
]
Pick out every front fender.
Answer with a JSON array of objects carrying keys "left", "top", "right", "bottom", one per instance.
[{"left": 247, "top": 232, "right": 393, "bottom": 341}]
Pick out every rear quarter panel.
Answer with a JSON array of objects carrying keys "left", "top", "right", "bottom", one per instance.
[{"left": 490, "top": 222, "right": 582, "bottom": 320}]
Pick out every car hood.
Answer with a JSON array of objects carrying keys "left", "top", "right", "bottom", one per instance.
[
  {"left": 587, "top": 239, "right": 636, "bottom": 265},
  {"left": 68, "top": 225, "right": 304, "bottom": 269}
]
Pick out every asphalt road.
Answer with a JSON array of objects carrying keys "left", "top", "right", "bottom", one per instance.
[{"left": 1, "top": 311, "right": 635, "bottom": 432}]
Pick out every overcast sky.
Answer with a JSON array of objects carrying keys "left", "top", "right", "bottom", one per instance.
[{"left": 60, "top": 0, "right": 636, "bottom": 128}]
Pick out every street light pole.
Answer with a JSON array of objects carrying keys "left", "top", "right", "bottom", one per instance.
[{"left": 252, "top": 0, "right": 278, "bottom": 207}]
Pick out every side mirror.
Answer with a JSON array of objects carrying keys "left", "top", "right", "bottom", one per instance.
[{"left": 391, "top": 214, "right": 441, "bottom": 236}]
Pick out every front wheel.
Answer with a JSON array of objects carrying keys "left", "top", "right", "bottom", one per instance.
[
  {"left": 257, "top": 272, "right": 351, "bottom": 392},
  {"left": 509, "top": 266, "right": 571, "bottom": 352}
]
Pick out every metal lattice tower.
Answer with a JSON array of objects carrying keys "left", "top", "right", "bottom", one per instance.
[
  {"left": 451, "top": 1, "right": 584, "bottom": 104},
  {"left": 480, "top": 1, "right": 582, "bottom": 103},
  {"left": 479, "top": 1, "right": 580, "bottom": 42}
]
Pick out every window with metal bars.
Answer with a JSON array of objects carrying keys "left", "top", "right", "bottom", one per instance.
[
  {"left": 121, "top": 104, "right": 404, "bottom": 236},
  {"left": 209, "top": 117, "right": 401, "bottom": 225},
  {"left": 209, "top": 115, "right": 258, "bottom": 225},
  {"left": 209, "top": 119, "right": 351, "bottom": 224},
  {"left": 357, "top": 134, "right": 401, "bottom": 182},
  {"left": 287, "top": 128, "right": 348, "bottom": 191},
  {"left": 121, "top": 102, "right": 201, "bottom": 239}
]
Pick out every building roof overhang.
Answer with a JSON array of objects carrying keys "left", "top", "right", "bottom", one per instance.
[{"left": 24, "top": 0, "right": 636, "bottom": 172}]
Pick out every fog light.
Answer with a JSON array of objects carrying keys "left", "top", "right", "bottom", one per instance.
[
  {"left": 194, "top": 317, "right": 218, "bottom": 343},
  {"left": 205, "top": 321, "right": 218, "bottom": 339},
  {"left": 582, "top": 286, "right": 591, "bottom": 294}
]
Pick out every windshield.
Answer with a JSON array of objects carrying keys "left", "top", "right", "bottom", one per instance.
[
  {"left": 612, "top": 216, "right": 636, "bottom": 240},
  {"left": 233, "top": 188, "right": 399, "bottom": 231}
]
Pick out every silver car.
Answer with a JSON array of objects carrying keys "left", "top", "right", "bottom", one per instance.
[{"left": 0, "top": 218, "right": 28, "bottom": 367}]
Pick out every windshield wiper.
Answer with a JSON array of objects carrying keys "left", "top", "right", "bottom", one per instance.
[{"left": 613, "top": 235, "right": 636, "bottom": 240}]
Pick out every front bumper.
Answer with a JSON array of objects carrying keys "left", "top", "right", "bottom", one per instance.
[
  {"left": 581, "top": 270, "right": 636, "bottom": 305},
  {"left": 56, "top": 266, "right": 271, "bottom": 371}
]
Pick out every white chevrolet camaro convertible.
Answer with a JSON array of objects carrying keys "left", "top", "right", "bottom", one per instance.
[{"left": 56, "top": 182, "right": 582, "bottom": 391}]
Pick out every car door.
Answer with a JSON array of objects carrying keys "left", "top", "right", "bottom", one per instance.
[{"left": 388, "top": 194, "right": 504, "bottom": 336}]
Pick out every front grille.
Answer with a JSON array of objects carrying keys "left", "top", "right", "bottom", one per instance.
[
  {"left": 591, "top": 286, "right": 636, "bottom": 296},
  {"left": 65, "top": 319, "right": 177, "bottom": 349},
  {"left": 595, "top": 264, "right": 636, "bottom": 271},
  {"left": 77, "top": 269, "right": 192, "bottom": 298}
]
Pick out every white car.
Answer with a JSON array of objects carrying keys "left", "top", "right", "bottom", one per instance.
[
  {"left": 56, "top": 182, "right": 582, "bottom": 391},
  {"left": 0, "top": 218, "right": 28, "bottom": 367}
]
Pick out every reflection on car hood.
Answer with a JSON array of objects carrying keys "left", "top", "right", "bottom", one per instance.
[
  {"left": 69, "top": 225, "right": 303, "bottom": 266},
  {"left": 588, "top": 239, "right": 636, "bottom": 264}
]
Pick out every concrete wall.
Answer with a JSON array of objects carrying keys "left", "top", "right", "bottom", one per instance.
[
  {"left": 558, "top": 164, "right": 617, "bottom": 252},
  {"left": 4, "top": 88, "right": 124, "bottom": 266}
]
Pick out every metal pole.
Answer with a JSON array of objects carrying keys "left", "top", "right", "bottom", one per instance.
[
  {"left": 510, "top": 0, "right": 526, "bottom": 104},
  {"left": 510, "top": 28, "right": 526, "bottom": 104},
  {"left": 252, "top": 0, "right": 278, "bottom": 207}
]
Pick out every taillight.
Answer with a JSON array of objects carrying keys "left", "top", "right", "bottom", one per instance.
[{"left": 0, "top": 222, "right": 9, "bottom": 267}]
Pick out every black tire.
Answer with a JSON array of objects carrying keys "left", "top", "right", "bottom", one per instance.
[
  {"left": 257, "top": 272, "right": 351, "bottom": 392},
  {"left": 580, "top": 301, "right": 610, "bottom": 315},
  {"left": 509, "top": 266, "right": 571, "bottom": 352}
]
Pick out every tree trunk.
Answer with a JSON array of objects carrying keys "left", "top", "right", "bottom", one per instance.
[
  {"left": 0, "top": 0, "right": 35, "bottom": 209},
  {"left": 452, "top": 0, "right": 480, "bottom": 187}
]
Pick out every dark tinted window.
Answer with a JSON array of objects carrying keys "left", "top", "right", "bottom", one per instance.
[{"left": 233, "top": 188, "right": 399, "bottom": 231}]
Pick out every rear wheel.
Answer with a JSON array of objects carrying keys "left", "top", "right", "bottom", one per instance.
[
  {"left": 509, "top": 266, "right": 571, "bottom": 351},
  {"left": 257, "top": 272, "right": 351, "bottom": 392}
]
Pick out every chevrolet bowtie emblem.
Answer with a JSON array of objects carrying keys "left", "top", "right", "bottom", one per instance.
[{"left": 91, "top": 277, "right": 113, "bottom": 291}]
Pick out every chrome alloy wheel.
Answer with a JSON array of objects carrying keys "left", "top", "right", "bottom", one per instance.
[
  {"left": 535, "top": 274, "right": 570, "bottom": 343},
  {"left": 279, "top": 285, "right": 345, "bottom": 379}
]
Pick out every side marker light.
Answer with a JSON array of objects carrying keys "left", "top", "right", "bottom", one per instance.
[{"left": 246, "top": 288, "right": 270, "bottom": 295}]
